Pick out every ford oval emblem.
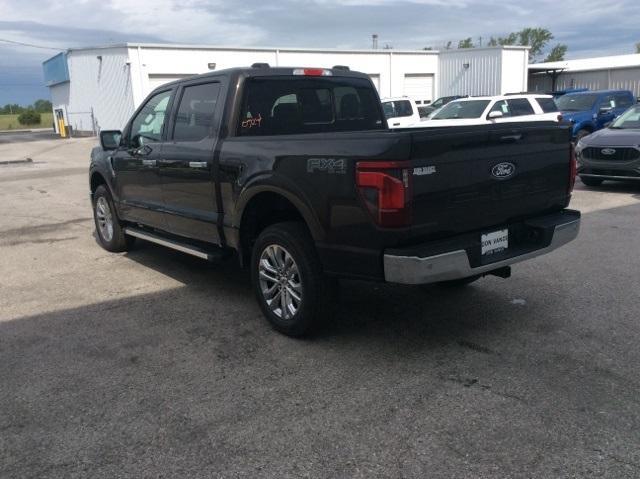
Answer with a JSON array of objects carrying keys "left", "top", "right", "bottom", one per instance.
[
  {"left": 491, "top": 162, "right": 516, "bottom": 179},
  {"left": 601, "top": 148, "right": 616, "bottom": 156}
]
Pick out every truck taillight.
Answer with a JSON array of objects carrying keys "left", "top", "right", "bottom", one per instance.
[
  {"left": 569, "top": 143, "right": 577, "bottom": 193},
  {"left": 356, "top": 161, "right": 412, "bottom": 227}
]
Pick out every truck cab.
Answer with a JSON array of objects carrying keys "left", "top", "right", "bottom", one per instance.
[{"left": 555, "top": 89, "right": 636, "bottom": 140}]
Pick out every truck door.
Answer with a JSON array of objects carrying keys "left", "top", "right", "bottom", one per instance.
[
  {"left": 159, "top": 80, "right": 224, "bottom": 244},
  {"left": 111, "top": 88, "right": 174, "bottom": 230}
]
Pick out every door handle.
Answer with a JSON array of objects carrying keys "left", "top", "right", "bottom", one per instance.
[
  {"left": 189, "top": 161, "right": 208, "bottom": 168},
  {"left": 499, "top": 133, "right": 523, "bottom": 142},
  {"left": 141, "top": 159, "right": 157, "bottom": 167}
]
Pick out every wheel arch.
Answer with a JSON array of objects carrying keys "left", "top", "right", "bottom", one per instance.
[{"left": 235, "top": 187, "right": 324, "bottom": 267}]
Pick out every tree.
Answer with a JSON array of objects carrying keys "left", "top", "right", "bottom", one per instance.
[
  {"left": 636, "top": 42, "right": 640, "bottom": 53},
  {"left": 18, "top": 110, "right": 41, "bottom": 126},
  {"left": 458, "top": 38, "right": 474, "bottom": 49},
  {"left": 33, "top": 99, "right": 52, "bottom": 113},
  {"left": 1, "top": 104, "right": 23, "bottom": 115},
  {"left": 545, "top": 44, "right": 567, "bottom": 62},
  {"left": 484, "top": 27, "right": 563, "bottom": 63},
  {"left": 519, "top": 27, "right": 554, "bottom": 61}
]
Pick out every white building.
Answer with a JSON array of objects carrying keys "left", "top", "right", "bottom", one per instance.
[
  {"left": 529, "top": 53, "right": 640, "bottom": 97},
  {"left": 43, "top": 43, "right": 530, "bottom": 134}
]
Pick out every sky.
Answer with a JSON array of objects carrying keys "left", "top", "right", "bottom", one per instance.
[{"left": 1, "top": 0, "right": 639, "bottom": 106}]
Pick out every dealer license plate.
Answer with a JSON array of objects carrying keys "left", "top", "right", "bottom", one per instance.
[{"left": 481, "top": 229, "right": 509, "bottom": 256}]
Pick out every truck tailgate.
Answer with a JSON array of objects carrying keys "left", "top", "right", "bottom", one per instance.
[{"left": 409, "top": 122, "right": 572, "bottom": 238}]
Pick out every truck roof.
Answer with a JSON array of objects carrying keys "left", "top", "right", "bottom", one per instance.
[
  {"left": 151, "top": 65, "right": 372, "bottom": 91},
  {"left": 563, "top": 89, "right": 632, "bottom": 96}
]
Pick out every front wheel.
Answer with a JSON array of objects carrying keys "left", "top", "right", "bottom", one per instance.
[
  {"left": 251, "top": 222, "right": 332, "bottom": 337},
  {"left": 92, "top": 185, "right": 134, "bottom": 252},
  {"left": 580, "top": 176, "right": 604, "bottom": 187}
]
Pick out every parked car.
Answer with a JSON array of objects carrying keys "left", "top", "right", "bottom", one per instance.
[
  {"left": 555, "top": 89, "right": 636, "bottom": 140},
  {"left": 419, "top": 95, "right": 466, "bottom": 117},
  {"left": 90, "top": 65, "right": 580, "bottom": 337},
  {"left": 575, "top": 104, "right": 640, "bottom": 186},
  {"left": 422, "top": 94, "right": 560, "bottom": 127},
  {"left": 381, "top": 97, "right": 423, "bottom": 128}
]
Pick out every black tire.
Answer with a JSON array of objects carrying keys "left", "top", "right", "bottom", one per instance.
[
  {"left": 575, "top": 129, "right": 591, "bottom": 141},
  {"left": 92, "top": 184, "right": 134, "bottom": 252},
  {"left": 580, "top": 176, "right": 604, "bottom": 187},
  {"left": 437, "top": 274, "right": 482, "bottom": 288},
  {"left": 251, "top": 222, "right": 332, "bottom": 337}
]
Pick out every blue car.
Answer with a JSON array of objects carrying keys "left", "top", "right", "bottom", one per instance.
[{"left": 555, "top": 90, "right": 636, "bottom": 140}]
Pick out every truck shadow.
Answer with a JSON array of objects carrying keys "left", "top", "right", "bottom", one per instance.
[{"left": 121, "top": 240, "right": 529, "bottom": 345}]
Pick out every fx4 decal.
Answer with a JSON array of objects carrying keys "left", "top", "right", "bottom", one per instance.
[{"left": 307, "top": 158, "right": 347, "bottom": 174}]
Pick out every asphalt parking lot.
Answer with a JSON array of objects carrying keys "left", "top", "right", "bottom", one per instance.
[{"left": 1, "top": 136, "right": 639, "bottom": 478}]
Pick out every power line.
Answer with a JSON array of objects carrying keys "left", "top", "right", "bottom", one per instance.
[{"left": 0, "top": 38, "right": 64, "bottom": 51}]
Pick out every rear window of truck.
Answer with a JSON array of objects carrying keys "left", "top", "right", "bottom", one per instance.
[{"left": 237, "top": 77, "right": 384, "bottom": 136}]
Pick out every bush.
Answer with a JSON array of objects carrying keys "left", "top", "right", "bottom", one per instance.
[{"left": 18, "top": 110, "right": 41, "bottom": 126}]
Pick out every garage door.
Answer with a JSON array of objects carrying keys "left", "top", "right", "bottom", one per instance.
[
  {"left": 147, "top": 74, "right": 195, "bottom": 92},
  {"left": 403, "top": 74, "right": 434, "bottom": 104},
  {"left": 368, "top": 74, "right": 381, "bottom": 94}
]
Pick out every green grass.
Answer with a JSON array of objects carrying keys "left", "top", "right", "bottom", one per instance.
[{"left": 0, "top": 112, "right": 54, "bottom": 131}]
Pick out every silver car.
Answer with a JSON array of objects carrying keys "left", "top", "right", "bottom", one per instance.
[{"left": 575, "top": 104, "right": 640, "bottom": 186}]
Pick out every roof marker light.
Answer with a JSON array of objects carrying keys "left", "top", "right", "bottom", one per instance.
[{"left": 292, "top": 68, "right": 332, "bottom": 76}]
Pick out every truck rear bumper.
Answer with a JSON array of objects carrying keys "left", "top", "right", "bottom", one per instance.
[{"left": 383, "top": 209, "right": 580, "bottom": 285}]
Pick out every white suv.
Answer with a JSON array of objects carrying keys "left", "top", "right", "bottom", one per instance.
[
  {"left": 422, "top": 94, "right": 560, "bottom": 127},
  {"left": 381, "top": 97, "right": 423, "bottom": 128}
]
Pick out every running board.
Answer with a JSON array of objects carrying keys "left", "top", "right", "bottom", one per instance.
[{"left": 124, "top": 227, "right": 226, "bottom": 261}]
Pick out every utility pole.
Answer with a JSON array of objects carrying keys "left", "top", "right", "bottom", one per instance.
[{"left": 372, "top": 34, "right": 378, "bottom": 50}]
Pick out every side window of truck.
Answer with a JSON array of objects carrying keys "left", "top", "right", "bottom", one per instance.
[
  {"left": 129, "top": 89, "right": 172, "bottom": 146},
  {"left": 172, "top": 82, "right": 221, "bottom": 142},
  {"left": 238, "top": 78, "right": 383, "bottom": 136},
  {"left": 506, "top": 98, "right": 535, "bottom": 116},
  {"left": 613, "top": 94, "right": 633, "bottom": 109},
  {"left": 599, "top": 95, "right": 615, "bottom": 109},
  {"left": 490, "top": 100, "right": 511, "bottom": 117}
]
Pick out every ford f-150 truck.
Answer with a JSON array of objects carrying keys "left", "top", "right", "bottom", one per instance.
[{"left": 90, "top": 65, "right": 580, "bottom": 336}]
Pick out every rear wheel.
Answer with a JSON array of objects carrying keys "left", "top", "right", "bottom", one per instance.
[
  {"left": 92, "top": 185, "right": 134, "bottom": 252},
  {"left": 580, "top": 176, "right": 604, "bottom": 187},
  {"left": 251, "top": 222, "right": 332, "bottom": 337}
]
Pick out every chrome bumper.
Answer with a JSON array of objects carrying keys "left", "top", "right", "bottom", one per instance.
[{"left": 383, "top": 218, "right": 580, "bottom": 285}]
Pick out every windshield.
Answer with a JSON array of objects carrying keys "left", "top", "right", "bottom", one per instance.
[
  {"left": 432, "top": 100, "right": 490, "bottom": 120},
  {"left": 556, "top": 94, "right": 598, "bottom": 112},
  {"left": 382, "top": 100, "right": 413, "bottom": 119},
  {"left": 610, "top": 106, "right": 640, "bottom": 129}
]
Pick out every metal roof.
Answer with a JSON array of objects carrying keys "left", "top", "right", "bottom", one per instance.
[
  {"left": 61, "top": 42, "right": 529, "bottom": 56},
  {"left": 530, "top": 53, "right": 640, "bottom": 73}
]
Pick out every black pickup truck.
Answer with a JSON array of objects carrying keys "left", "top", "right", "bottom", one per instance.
[{"left": 90, "top": 65, "right": 580, "bottom": 336}]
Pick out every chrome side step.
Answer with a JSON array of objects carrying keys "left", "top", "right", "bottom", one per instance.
[{"left": 124, "top": 227, "right": 223, "bottom": 261}]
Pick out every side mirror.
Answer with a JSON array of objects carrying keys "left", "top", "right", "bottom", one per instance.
[
  {"left": 487, "top": 110, "right": 503, "bottom": 120},
  {"left": 100, "top": 130, "right": 122, "bottom": 150},
  {"left": 598, "top": 107, "right": 613, "bottom": 116}
]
